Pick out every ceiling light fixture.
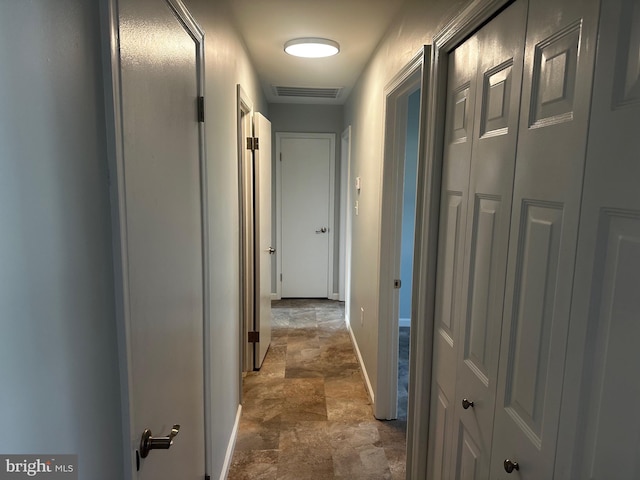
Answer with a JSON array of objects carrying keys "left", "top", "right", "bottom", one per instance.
[{"left": 284, "top": 38, "right": 340, "bottom": 58}]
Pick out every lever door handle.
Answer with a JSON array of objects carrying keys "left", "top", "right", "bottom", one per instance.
[
  {"left": 315, "top": 227, "right": 328, "bottom": 234},
  {"left": 139, "top": 424, "right": 180, "bottom": 458}
]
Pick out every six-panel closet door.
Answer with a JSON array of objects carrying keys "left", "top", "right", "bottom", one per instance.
[{"left": 427, "top": 0, "right": 602, "bottom": 477}]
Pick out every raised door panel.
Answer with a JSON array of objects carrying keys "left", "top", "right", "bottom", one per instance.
[
  {"left": 555, "top": 0, "right": 640, "bottom": 476},
  {"left": 451, "top": 2, "right": 528, "bottom": 477},
  {"left": 490, "top": 0, "right": 601, "bottom": 477},
  {"left": 427, "top": 34, "right": 478, "bottom": 480}
]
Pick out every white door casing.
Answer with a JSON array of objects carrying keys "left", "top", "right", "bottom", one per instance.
[
  {"left": 237, "top": 85, "right": 254, "bottom": 375},
  {"left": 377, "top": 51, "right": 424, "bottom": 420},
  {"left": 277, "top": 133, "right": 336, "bottom": 298},
  {"left": 253, "top": 113, "right": 273, "bottom": 368},
  {"left": 113, "top": 0, "right": 207, "bottom": 478}
]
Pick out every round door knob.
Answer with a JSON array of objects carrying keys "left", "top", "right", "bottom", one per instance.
[
  {"left": 462, "top": 398, "right": 474, "bottom": 409},
  {"left": 503, "top": 459, "right": 520, "bottom": 473}
]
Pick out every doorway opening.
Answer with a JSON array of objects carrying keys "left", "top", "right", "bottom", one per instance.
[{"left": 377, "top": 50, "right": 425, "bottom": 421}]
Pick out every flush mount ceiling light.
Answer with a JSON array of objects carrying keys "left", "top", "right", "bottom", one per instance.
[{"left": 284, "top": 38, "right": 340, "bottom": 58}]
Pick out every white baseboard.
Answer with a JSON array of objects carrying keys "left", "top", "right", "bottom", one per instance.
[
  {"left": 347, "top": 324, "right": 375, "bottom": 404},
  {"left": 329, "top": 293, "right": 339, "bottom": 301},
  {"left": 271, "top": 293, "right": 279, "bottom": 300},
  {"left": 399, "top": 317, "right": 411, "bottom": 328},
  {"left": 219, "top": 404, "right": 242, "bottom": 480}
]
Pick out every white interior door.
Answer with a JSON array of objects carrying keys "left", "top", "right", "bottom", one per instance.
[
  {"left": 426, "top": 30, "right": 478, "bottom": 480},
  {"left": 556, "top": 0, "right": 640, "bottom": 476},
  {"left": 254, "top": 113, "right": 272, "bottom": 368},
  {"left": 489, "top": 0, "right": 600, "bottom": 477},
  {"left": 449, "top": 2, "right": 527, "bottom": 478},
  {"left": 280, "top": 134, "right": 335, "bottom": 298},
  {"left": 118, "top": 0, "right": 206, "bottom": 478}
]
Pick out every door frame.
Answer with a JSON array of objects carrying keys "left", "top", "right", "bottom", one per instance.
[
  {"left": 236, "top": 85, "right": 255, "bottom": 375},
  {"left": 406, "top": 0, "right": 513, "bottom": 478},
  {"left": 376, "top": 49, "right": 425, "bottom": 420},
  {"left": 340, "top": 126, "right": 352, "bottom": 308},
  {"left": 275, "top": 132, "right": 337, "bottom": 300},
  {"left": 102, "top": 0, "right": 210, "bottom": 477}
]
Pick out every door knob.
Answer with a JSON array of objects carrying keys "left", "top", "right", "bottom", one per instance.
[
  {"left": 462, "top": 398, "right": 474, "bottom": 409},
  {"left": 503, "top": 459, "right": 520, "bottom": 473},
  {"left": 315, "top": 227, "right": 328, "bottom": 233},
  {"left": 268, "top": 247, "right": 276, "bottom": 254},
  {"left": 139, "top": 424, "right": 180, "bottom": 458}
]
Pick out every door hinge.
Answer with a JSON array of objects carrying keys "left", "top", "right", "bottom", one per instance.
[
  {"left": 197, "top": 96, "right": 205, "bottom": 123},
  {"left": 280, "top": 273, "right": 282, "bottom": 282},
  {"left": 248, "top": 331, "right": 260, "bottom": 343},
  {"left": 394, "top": 279, "right": 402, "bottom": 289},
  {"left": 246, "top": 137, "right": 259, "bottom": 151}
]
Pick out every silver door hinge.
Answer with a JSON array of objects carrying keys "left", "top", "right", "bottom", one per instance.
[
  {"left": 197, "top": 96, "right": 205, "bottom": 123},
  {"left": 247, "top": 137, "right": 259, "bottom": 151},
  {"left": 248, "top": 331, "right": 260, "bottom": 343},
  {"left": 394, "top": 279, "right": 402, "bottom": 289}
]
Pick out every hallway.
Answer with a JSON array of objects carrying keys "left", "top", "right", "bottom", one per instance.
[{"left": 228, "top": 299, "right": 407, "bottom": 479}]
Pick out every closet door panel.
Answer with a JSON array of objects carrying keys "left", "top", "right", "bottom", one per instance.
[
  {"left": 427, "top": 34, "right": 478, "bottom": 480},
  {"left": 555, "top": 0, "right": 640, "bottom": 477},
  {"left": 490, "top": 0, "right": 601, "bottom": 477},
  {"left": 451, "top": 1, "right": 528, "bottom": 478}
]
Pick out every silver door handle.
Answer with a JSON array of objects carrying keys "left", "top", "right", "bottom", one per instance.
[
  {"left": 315, "top": 227, "right": 328, "bottom": 234},
  {"left": 268, "top": 247, "right": 276, "bottom": 254},
  {"left": 139, "top": 424, "right": 180, "bottom": 458}
]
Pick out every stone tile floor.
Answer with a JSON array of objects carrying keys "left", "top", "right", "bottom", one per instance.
[{"left": 228, "top": 299, "right": 407, "bottom": 480}]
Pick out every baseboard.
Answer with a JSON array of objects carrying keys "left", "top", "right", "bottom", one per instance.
[
  {"left": 271, "top": 293, "right": 279, "bottom": 301},
  {"left": 219, "top": 404, "right": 242, "bottom": 480},
  {"left": 399, "top": 317, "right": 411, "bottom": 328},
  {"left": 347, "top": 324, "right": 375, "bottom": 404},
  {"left": 329, "top": 293, "right": 339, "bottom": 301}
]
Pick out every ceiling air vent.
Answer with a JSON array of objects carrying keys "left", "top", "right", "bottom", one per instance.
[{"left": 272, "top": 86, "right": 342, "bottom": 99}]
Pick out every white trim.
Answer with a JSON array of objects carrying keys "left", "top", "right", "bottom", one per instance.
[
  {"left": 407, "top": 2, "right": 512, "bottom": 479},
  {"left": 236, "top": 85, "right": 254, "bottom": 376},
  {"left": 328, "top": 293, "right": 340, "bottom": 301},
  {"left": 275, "top": 132, "right": 337, "bottom": 299},
  {"left": 101, "top": 0, "right": 134, "bottom": 476},
  {"left": 270, "top": 293, "right": 279, "bottom": 301},
  {"left": 399, "top": 318, "right": 411, "bottom": 328},
  {"left": 219, "top": 405, "right": 242, "bottom": 480},
  {"left": 342, "top": 126, "right": 353, "bottom": 322},
  {"left": 375, "top": 49, "right": 424, "bottom": 421},
  {"left": 347, "top": 322, "right": 375, "bottom": 404}
]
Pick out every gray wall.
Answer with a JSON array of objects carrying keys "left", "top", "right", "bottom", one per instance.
[
  {"left": 344, "top": 0, "right": 470, "bottom": 396},
  {"left": 268, "top": 103, "right": 344, "bottom": 295},
  {"left": 183, "top": 0, "right": 267, "bottom": 475},
  {"left": 0, "top": 2, "right": 124, "bottom": 478}
]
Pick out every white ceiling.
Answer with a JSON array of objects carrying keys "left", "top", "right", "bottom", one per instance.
[{"left": 226, "top": 0, "right": 407, "bottom": 105}]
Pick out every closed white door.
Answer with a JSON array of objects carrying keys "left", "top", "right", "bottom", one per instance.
[
  {"left": 489, "top": 0, "right": 600, "bottom": 477},
  {"left": 280, "top": 134, "right": 335, "bottom": 298},
  {"left": 427, "top": 30, "right": 478, "bottom": 480},
  {"left": 118, "top": 0, "right": 206, "bottom": 478},
  {"left": 555, "top": 0, "right": 640, "bottom": 476},
  {"left": 254, "top": 113, "right": 272, "bottom": 368},
  {"left": 450, "top": 2, "right": 527, "bottom": 478}
]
